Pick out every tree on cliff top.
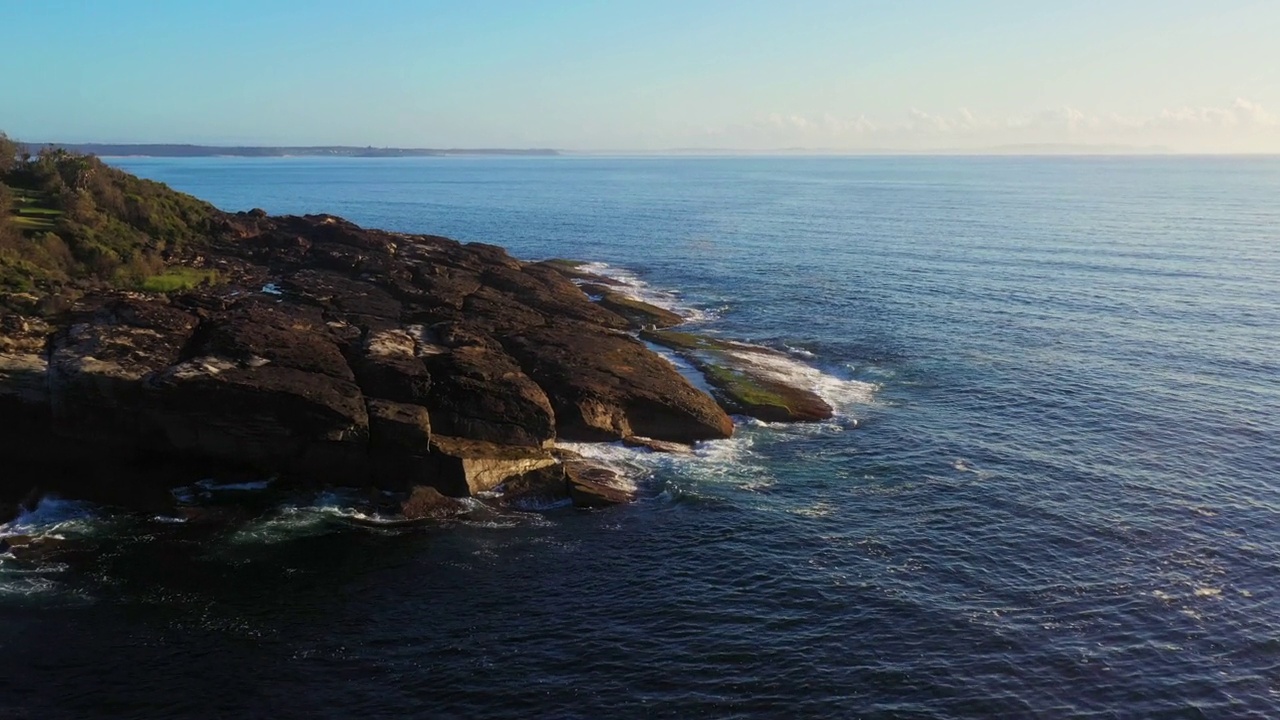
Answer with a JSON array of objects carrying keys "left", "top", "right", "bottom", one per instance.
[{"left": 0, "top": 133, "right": 18, "bottom": 173}]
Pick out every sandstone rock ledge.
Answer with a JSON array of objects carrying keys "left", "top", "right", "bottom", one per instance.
[{"left": 0, "top": 213, "right": 734, "bottom": 515}]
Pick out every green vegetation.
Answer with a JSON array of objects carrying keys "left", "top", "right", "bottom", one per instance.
[
  {"left": 702, "top": 364, "right": 793, "bottom": 413},
  {"left": 8, "top": 189, "right": 62, "bottom": 231},
  {"left": 642, "top": 328, "right": 832, "bottom": 421},
  {"left": 1, "top": 131, "right": 221, "bottom": 308},
  {"left": 139, "top": 267, "right": 220, "bottom": 293}
]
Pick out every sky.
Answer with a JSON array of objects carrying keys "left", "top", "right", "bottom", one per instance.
[{"left": 3, "top": 0, "right": 1279, "bottom": 153}]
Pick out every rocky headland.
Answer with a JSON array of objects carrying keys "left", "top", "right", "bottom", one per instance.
[{"left": 0, "top": 147, "right": 832, "bottom": 523}]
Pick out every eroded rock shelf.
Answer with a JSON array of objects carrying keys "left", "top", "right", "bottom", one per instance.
[
  {"left": 1, "top": 209, "right": 840, "bottom": 523},
  {"left": 0, "top": 212, "right": 739, "bottom": 517}
]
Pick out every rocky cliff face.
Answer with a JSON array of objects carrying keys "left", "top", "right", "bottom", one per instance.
[{"left": 0, "top": 212, "right": 732, "bottom": 508}]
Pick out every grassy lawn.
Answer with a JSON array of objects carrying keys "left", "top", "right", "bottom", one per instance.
[
  {"left": 139, "top": 267, "right": 220, "bottom": 292},
  {"left": 7, "top": 188, "right": 63, "bottom": 232},
  {"left": 11, "top": 215, "right": 56, "bottom": 230}
]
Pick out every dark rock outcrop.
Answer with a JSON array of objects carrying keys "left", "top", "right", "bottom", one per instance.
[
  {"left": 367, "top": 398, "right": 432, "bottom": 452},
  {"left": 145, "top": 360, "right": 371, "bottom": 483},
  {"left": 503, "top": 324, "right": 734, "bottom": 442},
  {"left": 352, "top": 326, "right": 435, "bottom": 405},
  {"left": 565, "top": 460, "right": 636, "bottom": 508},
  {"left": 423, "top": 345, "right": 556, "bottom": 448},
  {"left": 0, "top": 210, "right": 743, "bottom": 513},
  {"left": 498, "top": 464, "right": 572, "bottom": 509},
  {"left": 422, "top": 436, "right": 558, "bottom": 497},
  {"left": 622, "top": 435, "right": 694, "bottom": 454}
]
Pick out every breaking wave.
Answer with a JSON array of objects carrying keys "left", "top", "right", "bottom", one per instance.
[
  {"left": 575, "top": 261, "right": 718, "bottom": 323},
  {"left": 1, "top": 496, "right": 99, "bottom": 542},
  {"left": 718, "top": 341, "right": 877, "bottom": 415}
]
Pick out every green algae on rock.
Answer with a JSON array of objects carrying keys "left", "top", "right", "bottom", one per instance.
[{"left": 641, "top": 329, "right": 834, "bottom": 423}]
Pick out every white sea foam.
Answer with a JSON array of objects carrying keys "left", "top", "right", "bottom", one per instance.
[
  {"left": 791, "top": 502, "right": 835, "bottom": 518},
  {"left": 227, "top": 510, "right": 329, "bottom": 544},
  {"left": 225, "top": 490, "right": 408, "bottom": 543},
  {"left": 0, "top": 576, "right": 64, "bottom": 597},
  {"left": 576, "top": 262, "right": 874, "bottom": 417},
  {"left": 500, "top": 496, "right": 575, "bottom": 513},
  {"left": 574, "top": 261, "right": 716, "bottom": 323},
  {"left": 558, "top": 431, "right": 771, "bottom": 492},
  {"left": 0, "top": 497, "right": 99, "bottom": 599},
  {"left": 1, "top": 496, "right": 98, "bottom": 539},
  {"left": 689, "top": 434, "right": 759, "bottom": 469},
  {"left": 718, "top": 343, "right": 877, "bottom": 413},
  {"left": 151, "top": 515, "right": 189, "bottom": 524},
  {"left": 951, "top": 458, "right": 995, "bottom": 479},
  {"left": 551, "top": 442, "right": 643, "bottom": 493},
  {"left": 297, "top": 490, "right": 416, "bottom": 525}
]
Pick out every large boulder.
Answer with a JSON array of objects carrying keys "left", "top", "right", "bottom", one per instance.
[
  {"left": 278, "top": 268, "right": 403, "bottom": 322},
  {"left": 483, "top": 263, "right": 630, "bottom": 330},
  {"left": 366, "top": 427, "right": 557, "bottom": 498},
  {"left": 421, "top": 436, "right": 557, "bottom": 497},
  {"left": 497, "top": 464, "right": 571, "bottom": 509},
  {"left": 0, "top": 350, "right": 48, "bottom": 408},
  {"left": 0, "top": 315, "right": 52, "bottom": 414},
  {"left": 564, "top": 460, "right": 636, "bottom": 508},
  {"left": 401, "top": 485, "right": 465, "bottom": 519}
]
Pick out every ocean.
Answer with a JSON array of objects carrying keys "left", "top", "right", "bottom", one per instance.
[{"left": 2, "top": 155, "right": 1278, "bottom": 718}]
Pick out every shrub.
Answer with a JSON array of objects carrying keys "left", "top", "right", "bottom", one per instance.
[{"left": 0, "top": 142, "right": 221, "bottom": 292}]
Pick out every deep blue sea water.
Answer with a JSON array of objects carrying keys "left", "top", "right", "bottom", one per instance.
[{"left": 2, "top": 155, "right": 1278, "bottom": 718}]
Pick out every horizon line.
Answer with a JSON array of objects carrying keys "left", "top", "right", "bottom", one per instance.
[{"left": 28, "top": 140, "right": 1280, "bottom": 159}]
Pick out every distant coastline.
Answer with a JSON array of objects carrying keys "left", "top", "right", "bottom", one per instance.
[
  {"left": 25, "top": 143, "right": 560, "bottom": 158},
  {"left": 34, "top": 142, "right": 1273, "bottom": 159}
]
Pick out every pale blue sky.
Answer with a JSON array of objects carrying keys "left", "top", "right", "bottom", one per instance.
[{"left": 4, "top": 0, "right": 1278, "bottom": 151}]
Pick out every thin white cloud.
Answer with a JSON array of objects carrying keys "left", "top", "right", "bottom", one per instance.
[
  {"left": 693, "top": 99, "right": 1280, "bottom": 152},
  {"left": 1155, "top": 97, "right": 1278, "bottom": 129}
]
